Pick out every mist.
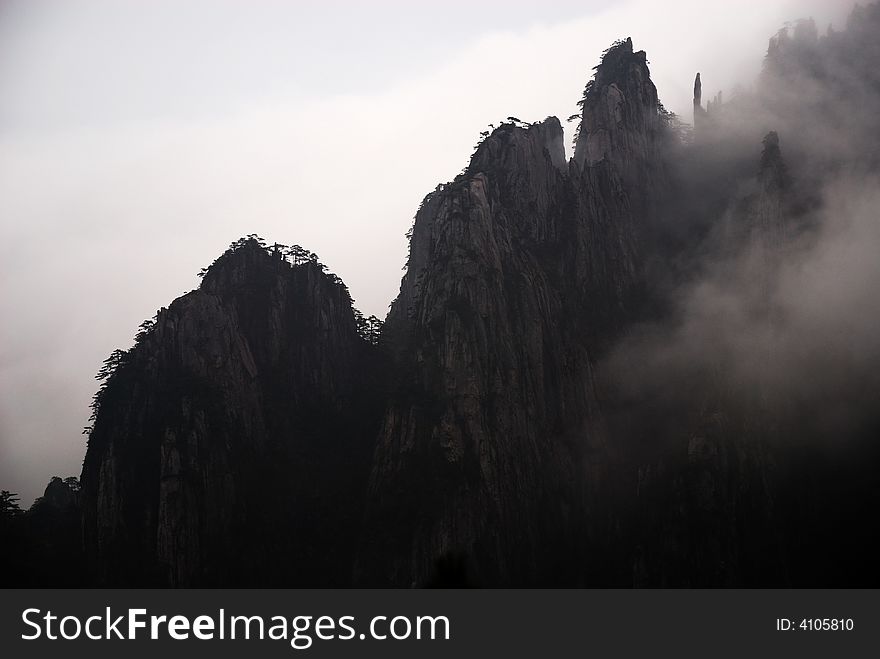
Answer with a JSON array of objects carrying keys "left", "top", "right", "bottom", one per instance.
[
  {"left": 608, "top": 175, "right": 880, "bottom": 427},
  {"left": 603, "top": 7, "right": 880, "bottom": 453}
]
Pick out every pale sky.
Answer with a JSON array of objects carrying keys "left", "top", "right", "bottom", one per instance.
[{"left": 0, "top": 0, "right": 855, "bottom": 505}]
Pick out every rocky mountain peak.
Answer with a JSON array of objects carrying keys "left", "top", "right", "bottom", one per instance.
[
  {"left": 41, "top": 477, "right": 79, "bottom": 513},
  {"left": 758, "top": 131, "right": 788, "bottom": 192},
  {"left": 80, "top": 235, "right": 384, "bottom": 586},
  {"left": 573, "top": 37, "right": 662, "bottom": 174},
  {"left": 693, "top": 72, "right": 709, "bottom": 131},
  {"left": 469, "top": 116, "right": 566, "bottom": 175},
  {"left": 198, "top": 235, "right": 273, "bottom": 292}
]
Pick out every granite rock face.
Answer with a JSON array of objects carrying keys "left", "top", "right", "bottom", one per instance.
[
  {"left": 574, "top": 38, "right": 666, "bottom": 207},
  {"left": 81, "top": 240, "right": 384, "bottom": 585},
  {"left": 358, "top": 40, "right": 670, "bottom": 586}
]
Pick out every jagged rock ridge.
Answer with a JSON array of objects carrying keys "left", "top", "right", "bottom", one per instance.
[
  {"left": 71, "top": 6, "right": 880, "bottom": 588},
  {"left": 358, "top": 37, "right": 672, "bottom": 586}
]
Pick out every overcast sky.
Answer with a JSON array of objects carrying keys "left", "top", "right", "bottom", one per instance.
[{"left": 0, "top": 0, "right": 856, "bottom": 505}]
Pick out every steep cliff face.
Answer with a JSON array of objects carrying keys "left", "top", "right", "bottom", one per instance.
[
  {"left": 573, "top": 39, "right": 663, "bottom": 178},
  {"left": 358, "top": 39, "right": 669, "bottom": 586},
  {"left": 361, "top": 121, "right": 593, "bottom": 586},
  {"left": 575, "top": 39, "right": 667, "bottom": 237},
  {"left": 570, "top": 38, "right": 673, "bottom": 331},
  {"left": 748, "top": 131, "right": 791, "bottom": 254},
  {"left": 81, "top": 239, "right": 384, "bottom": 586}
]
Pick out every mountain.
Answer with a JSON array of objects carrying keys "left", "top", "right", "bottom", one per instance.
[
  {"left": 17, "top": 5, "right": 879, "bottom": 587},
  {"left": 80, "top": 240, "right": 385, "bottom": 585},
  {"left": 356, "top": 38, "right": 672, "bottom": 586}
]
